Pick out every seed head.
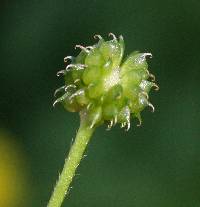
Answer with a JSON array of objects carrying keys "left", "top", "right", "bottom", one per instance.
[{"left": 54, "top": 34, "right": 159, "bottom": 130}]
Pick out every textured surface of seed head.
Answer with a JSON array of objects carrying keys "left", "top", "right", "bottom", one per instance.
[{"left": 54, "top": 34, "right": 158, "bottom": 130}]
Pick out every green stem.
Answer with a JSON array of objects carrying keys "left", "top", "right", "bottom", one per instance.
[{"left": 47, "top": 116, "right": 95, "bottom": 207}]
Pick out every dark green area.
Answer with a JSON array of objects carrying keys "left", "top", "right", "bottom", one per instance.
[{"left": 0, "top": 0, "right": 200, "bottom": 206}]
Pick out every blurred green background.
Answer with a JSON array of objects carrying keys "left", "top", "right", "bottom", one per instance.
[{"left": 0, "top": 0, "right": 200, "bottom": 206}]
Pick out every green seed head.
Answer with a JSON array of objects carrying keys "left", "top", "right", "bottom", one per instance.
[{"left": 54, "top": 33, "right": 159, "bottom": 130}]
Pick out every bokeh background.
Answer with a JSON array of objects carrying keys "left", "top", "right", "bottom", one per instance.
[{"left": 0, "top": 0, "right": 200, "bottom": 206}]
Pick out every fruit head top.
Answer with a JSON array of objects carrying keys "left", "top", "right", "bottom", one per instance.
[{"left": 54, "top": 33, "right": 159, "bottom": 131}]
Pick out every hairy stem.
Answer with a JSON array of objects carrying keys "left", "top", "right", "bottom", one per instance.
[{"left": 47, "top": 116, "right": 95, "bottom": 207}]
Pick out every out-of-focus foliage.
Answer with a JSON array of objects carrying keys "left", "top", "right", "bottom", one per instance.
[
  {"left": 0, "top": 0, "right": 200, "bottom": 207},
  {"left": 0, "top": 131, "right": 29, "bottom": 207}
]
